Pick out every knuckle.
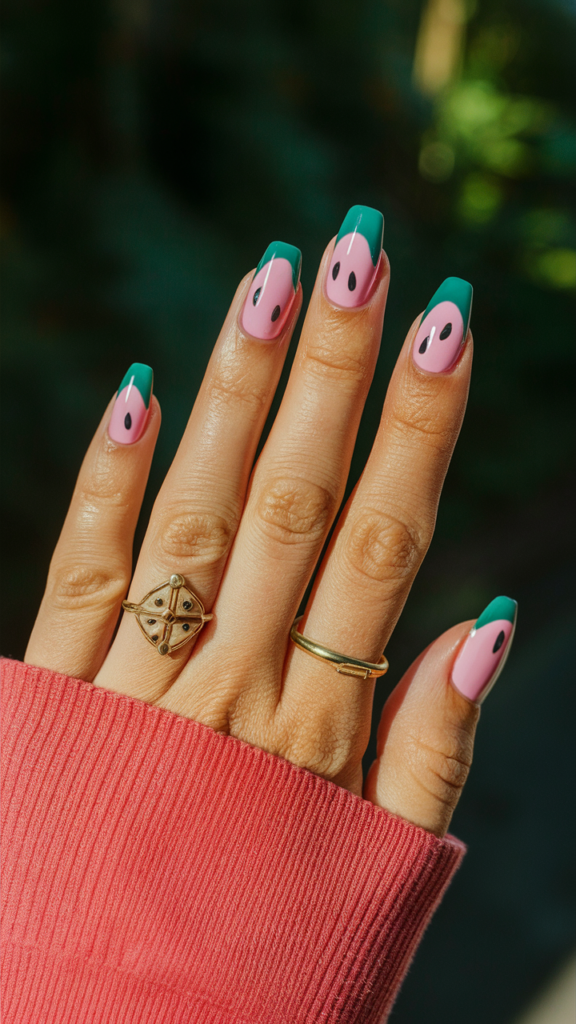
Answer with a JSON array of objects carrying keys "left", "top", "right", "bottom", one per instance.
[
  {"left": 391, "top": 400, "right": 456, "bottom": 456},
  {"left": 48, "top": 563, "right": 128, "bottom": 611},
  {"left": 155, "top": 510, "right": 233, "bottom": 565},
  {"left": 278, "top": 734, "right": 352, "bottom": 782},
  {"left": 255, "top": 477, "right": 335, "bottom": 546},
  {"left": 77, "top": 442, "right": 134, "bottom": 507},
  {"left": 208, "top": 363, "right": 268, "bottom": 414},
  {"left": 273, "top": 707, "right": 361, "bottom": 781},
  {"left": 303, "top": 338, "right": 370, "bottom": 386},
  {"left": 345, "top": 509, "right": 429, "bottom": 585}
]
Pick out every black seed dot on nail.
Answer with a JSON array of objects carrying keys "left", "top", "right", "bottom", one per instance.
[
  {"left": 271, "top": 304, "right": 281, "bottom": 322},
  {"left": 155, "top": 598, "right": 163, "bottom": 606},
  {"left": 419, "top": 335, "right": 430, "bottom": 354},
  {"left": 151, "top": 635, "right": 159, "bottom": 642},
  {"left": 182, "top": 623, "right": 190, "bottom": 631},
  {"left": 253, "top": 287, "right": 261, "bottom": 306},
  {"left": 348, "top": 271, "right": 356, "bottom": 291},
  {"left": 147, "top": 618, "right": 156, "bottom": 625},
  {"left": 332, "top": 261, "right": 340, "bottom": 280},
  {"left": 493, "top": 630, "right": 505, "bottom": 653},
  {"left": 440, "top": 322, "right": 452, "bottom": 340},
  {"left": 183, "top": 601, "right": 191, "bottom": 610},
  {"left": 124, "top": 412, "right": 132, "bottom": 430}
]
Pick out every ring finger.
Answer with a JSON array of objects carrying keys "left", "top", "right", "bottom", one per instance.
[{"left": 282, "top": 277, "right": 474, "bottom": 753}]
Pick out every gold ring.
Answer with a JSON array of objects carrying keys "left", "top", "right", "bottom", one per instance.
[
  {"left": 122, "top": 573, "right": 213, "bottom": 656},
  {"left": 290, "top": 616, "right": 388, "bottom": 679}
]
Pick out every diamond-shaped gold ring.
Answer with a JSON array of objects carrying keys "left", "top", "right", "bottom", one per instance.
[{"left": 122, "top": 573, "right": 213, "bottom": 656}]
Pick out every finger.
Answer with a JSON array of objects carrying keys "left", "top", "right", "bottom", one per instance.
[
  {"left": 282, "top": 278, "right": 473, "bottom": 726},
  {"left": 25, "top": 364, "right": 159, "bottom": 681},
  {"left": 161, "top": 207, "right": 388, "bottom": 721},
  {"left": 364, "top": 597, "right": 517, "bottom": 837},
  {"left": 95, "top": 244, "right": 302, "bottom": 701}
]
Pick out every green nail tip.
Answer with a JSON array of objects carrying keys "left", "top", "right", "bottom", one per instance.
[
  {"left": 117, "top": 363, "right": 153, "bottom": 408},
  {"left": 336, "top": 205, "right": 384, "bottom": 266},
  {"left": 255, "top": 241, "right": 302, "bottom": 291},
  {"left": 421, "top": 277, "right": 473, "bottom": 334},
  {"left": 475, "top": 596, "right": 518, "bottom": 630}
]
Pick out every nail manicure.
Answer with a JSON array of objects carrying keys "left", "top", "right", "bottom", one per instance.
[
  {"left": 412, "top": 277, "right": 473, "bottom": 373},
  {"left": 108, "top": 363, "right": 153, "bottom": 445},
  {"left": 326, "top": 205, "right": 384, "bottom": 308},
  {"left": 241, "top": 241, "right": 302, "bottom": 340},
  {"left": 451, "top": 596, "right": 518, "bottom": 704}
]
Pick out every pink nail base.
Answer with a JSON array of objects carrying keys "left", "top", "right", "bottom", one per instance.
[
  {"left": 241, "top": 257, "right": 296, "bottom": 341},
  {"left": 412, "top": 301, "right": 465, "bottom": 374},
  {"left": 109, "top": 385, "right": 149, "bottom": 445},
  {"left": 325, "top": 233, "right": 380, "bottom": 309},
  {"left": 451, "top": 619, "right": 515, "bottom": 704}
]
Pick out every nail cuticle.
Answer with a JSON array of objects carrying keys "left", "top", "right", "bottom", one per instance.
[{"left": 411, "top": 338, "right": 468, "bottom": 376}]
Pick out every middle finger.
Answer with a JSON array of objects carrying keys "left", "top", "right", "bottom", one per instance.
[{"left": 165, "top": 206, "right": 388, "bottom": 717}]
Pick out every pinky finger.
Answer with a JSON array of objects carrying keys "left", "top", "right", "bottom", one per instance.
[
  {"left": 25, "top": 364, "right": 160, "bottom": 682},
  {"left": 364, "top": 598, "right": 517, "bottom": 837}
]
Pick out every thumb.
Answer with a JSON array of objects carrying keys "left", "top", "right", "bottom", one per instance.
[{"left": 364, "top": 596, "right": 518, "bottom": 838}]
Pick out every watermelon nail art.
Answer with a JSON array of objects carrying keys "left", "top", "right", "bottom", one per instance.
[
  {"left": 451, "top": 596, "right": 518, "bottom": 704},
  {"left": 326, "top": 205, "right": 384, "bottom": 308},
  {"left": 241, "top": 241, "right": 302, "bottom": 340},
  {"left": 108, "top": 363, "right": 153, "bottom": 445},
  {"left": 413, "top": 277, "right": 473, "bottom": 373}
]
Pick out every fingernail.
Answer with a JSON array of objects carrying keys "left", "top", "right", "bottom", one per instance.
[
  {"left": 326, "top": 205, "right": 384, "bottom": 308},
  {"left": 108, "top": 363, "right": 153, "bottom": 444},
  {"left": 451, "top": 596, "right": 518, "bottom": 704},
  {"left": 241, "top": 241, "right": 301, "bottom": 340},
  {"left": 412, "top": 277, "right": 473, "bottom": 373}
]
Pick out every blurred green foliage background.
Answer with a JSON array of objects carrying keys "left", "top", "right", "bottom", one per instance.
[{"left": 1, "top": 0, "right": 575, "bottom": 1019}]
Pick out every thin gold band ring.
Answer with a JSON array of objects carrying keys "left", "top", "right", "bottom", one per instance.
[{"left": 289, "top": 616, "right": 389, "bottom": 680}]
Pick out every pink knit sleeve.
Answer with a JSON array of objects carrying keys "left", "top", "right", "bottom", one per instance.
[{"left": 1, "top": 659, "right": 465, "bottom": 1023}]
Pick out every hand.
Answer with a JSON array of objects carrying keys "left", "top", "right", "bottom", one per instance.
[{"left": 24, "top": 207, "right": 516, "bottom": 838}]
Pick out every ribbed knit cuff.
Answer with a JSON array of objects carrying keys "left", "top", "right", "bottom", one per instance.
[{"left": 1, "top": 659, "right": 465, "bottom": 1024}]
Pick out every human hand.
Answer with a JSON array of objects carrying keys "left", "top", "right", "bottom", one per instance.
[{"left": 24, "top": 206, "right": 516, "bottom": 838}]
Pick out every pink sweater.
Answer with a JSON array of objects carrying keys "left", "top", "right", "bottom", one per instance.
[{"left": 1, "top": 659, "right": 465, "bottom": 1023}]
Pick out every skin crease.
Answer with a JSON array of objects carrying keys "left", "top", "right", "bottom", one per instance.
[
  {"left": 364, "top": 623, "right": 480, "bottom": 837},
  {"left": 26, "top": 232, "right": 488, "bottom": 840}
]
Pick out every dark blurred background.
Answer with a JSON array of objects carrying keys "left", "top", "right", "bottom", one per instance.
[{"left": 1, "top": 0, "right": 575, "bottom": 1019}]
